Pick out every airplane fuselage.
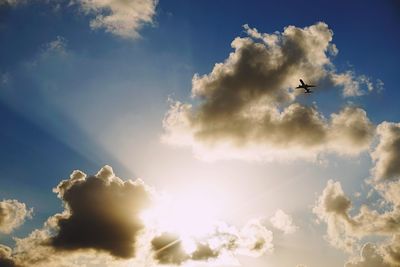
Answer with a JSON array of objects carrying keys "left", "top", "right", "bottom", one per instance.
[{"left": 296, "top": 79, "right": 315, "bottom": 93}]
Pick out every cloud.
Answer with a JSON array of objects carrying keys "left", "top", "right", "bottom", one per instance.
[
  {"left": 1, "top": 0, "right": 157, "bottom": 39},
  {"left": 314, "top": 180, "right": 400, "bottom": 250},
  {"left": 50, "top": 165, "right": 152, "bottom": 259},
  {"left": 150, "top": 219, "right": 273, "bottom": 265},
  {"left": 163, "top": 23, "right": 376, "bottom": 161},
  {"left": 313, "top": 180, "right": 356, "bottom": 252},
  {"left": 151, "top": 233, "right": 189, "bottom": 265},
  {"left": 0, "top": 0, "right": 26, "bottom": 6},
  {"left": 163, "top": 102, "right": 374, "bottom": 161},
  {"left": 371, "top": 122, "right": 400, "bottom": 181},
  {"left": 313, "top": 116, "right": 400, "bottom": 266},
  {"left": 11, "top": 224, "right": 130, "bottom": 267},
  {"left": 238, "top": 219, "right": 274, "bottom": 256},
  {"left": 150, "top": 234, "right": 221, "bottom": 265},
  {"left": 328, "top": 107, "right": 375, "bottom": 154},
  {"left": 345, "top": 243, "right": 391, "bottom": 267},
  {"left": 344, "top": 237, "right": 400, "bottom": 267},
  {"left": 270, "top": 209, "right": 298, "bottom": 234},
  {"left": 12, "top": 227, "right": 66, "bottom": 267},
  {"left": 381, "top": 235, "right": 400, "bottom": 266},
  {"left": 0, "top": 199, "right": 32, "bottom": 234},
  {"left": 42, "top": 36, "right": 68, "bottom": 57},
  {"left": 331, "top": 71, "right": 383, "bottom": 97},
  {"left": 0, "top": 166, "right": 153, "bottom": 266},
  {"left": 0, "top": 245, "right": 20, "bottom": 267},
  {"left": 314, "top": 178, "right": 400, "bottom": 266},
  {"left": 74, "top": 0, "right": 158, "bottom": 39},
  {"left": 191, "top": 242, "right": 219, "bottom": 261}
]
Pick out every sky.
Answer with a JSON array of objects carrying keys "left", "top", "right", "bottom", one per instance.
[{"left": 0, "top": 1, "right": 400, "bottom": 267}]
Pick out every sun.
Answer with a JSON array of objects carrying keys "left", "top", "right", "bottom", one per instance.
[{"left": 140, "top": 186, "right": 223, "bottom": 252}]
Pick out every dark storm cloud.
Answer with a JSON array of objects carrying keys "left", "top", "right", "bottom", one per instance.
[
  {"left": 50, "top": 165, "right": 152, "bottom": 259},
  {"left": 163, "top": 23, "right": 376, "bottom": 161}
]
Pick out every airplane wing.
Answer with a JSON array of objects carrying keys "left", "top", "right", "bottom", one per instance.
[
  {"left": 295, "top": 86, "right": 303, "bottom": 89},
  {"left": 300, "top": 79, "right": 305, "bottom": 86},
  {"left": 307, "top": 85, "right": 316, "bottom": 87}
]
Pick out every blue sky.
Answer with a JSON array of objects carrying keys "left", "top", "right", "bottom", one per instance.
[{"left": 1, "top": 1, "right": 400, "bottom": 267}]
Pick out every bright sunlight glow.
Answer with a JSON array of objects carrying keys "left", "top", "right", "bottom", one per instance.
[{"left": 140, "top": 186, "right": 224, "bottom": 253}]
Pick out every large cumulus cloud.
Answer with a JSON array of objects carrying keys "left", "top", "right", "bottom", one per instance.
[
  {"left": 51, "top": 165, "right": 152, "bottom": 258},
  {"left": 163, "top": 23, "right": 377, "bottom": 161},
  {"left": 0, "top": 199, "right": 32, "bottom": 234},
  {"left": 0, "top": 166, "right": 153, "bottom": 267}
]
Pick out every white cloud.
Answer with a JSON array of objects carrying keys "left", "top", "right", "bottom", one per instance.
[
  {"left": 1, "top": 0, "right": 158, "bottom": 39},
  {"left": 0, "top": 199, "right": 32, "bottom": 234},
  {"left": 331, "top": 71, "right": 383, "bottom": 97},
  {"left": 371, "top": 122, "right": 400, "bottom": 181},
  {"left": 345, "top": 243, "right": 391, "bottom": 267},
  {"left": 315, "top": 177, "right": 400, "bottom": 266},
  {"left": 270, "top": 209, "right": 298, "bottom": 234},
  {"left": 75, "top": 0, "right": 158, "bottom": 39}
]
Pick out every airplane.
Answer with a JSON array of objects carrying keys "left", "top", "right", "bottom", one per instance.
[{"left": 295, "top": 79, "right": 316, "bottom": 93}]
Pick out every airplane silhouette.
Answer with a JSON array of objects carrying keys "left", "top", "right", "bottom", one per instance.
[{"left": 295, "top": 79, "right": 316, "bottom": 93}]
